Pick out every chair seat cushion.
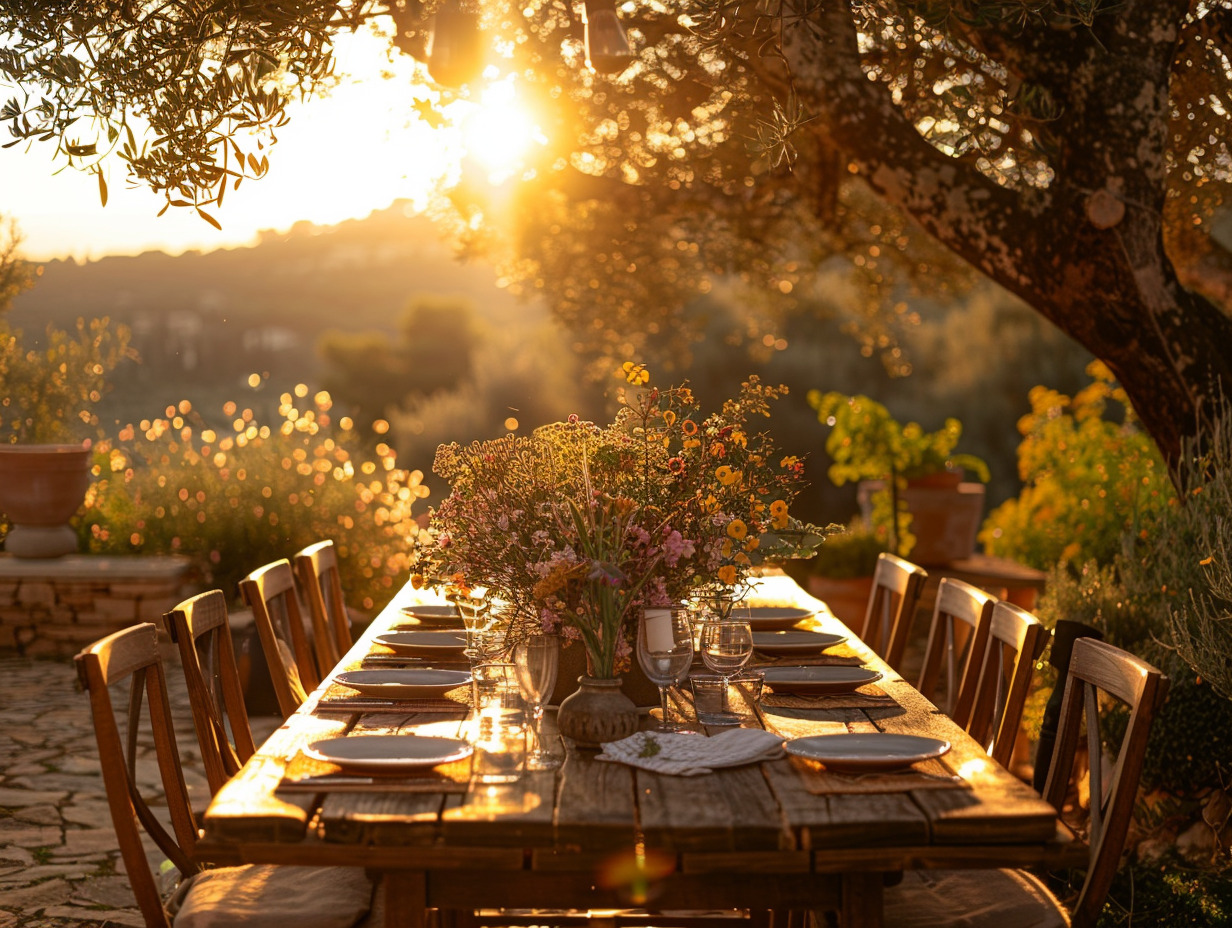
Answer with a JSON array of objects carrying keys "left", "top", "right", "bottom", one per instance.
[
  {"left": 173, "top": 864, "right": 373, "bottom": 928},
  {"left": 883, "top": 868, "right": 1069, "bottom": 928}
]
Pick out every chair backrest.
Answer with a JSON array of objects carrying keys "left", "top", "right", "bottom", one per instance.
[
  {"left": 1041, "top": 638, "right": 1168, "bottom": 928},
  {"left": 165, "top": 589, "right": 257, "bottom": 797},
  {"left": 294, "top": 539, "right": 352, "bottom": 672},
  {"left": 76, "top": 623, "right": 202, "bottom": 928},
  {"left": 856, "top": 553, "right": 928, "bottom": 673},
  {"left": 962, "top": 600, "right": 1047, "bottom": 768},
  {"left": 239, "top": 558, "right": 318, "bottom": 719},
  {"left": 916, "top": 577, "right": 996, "bottom": 720}
]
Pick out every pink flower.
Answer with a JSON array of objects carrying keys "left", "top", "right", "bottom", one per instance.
[{"left": 661, "top": 529, "right": 695, "bottom": 567}]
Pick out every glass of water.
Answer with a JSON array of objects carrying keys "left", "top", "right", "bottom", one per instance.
[{"left": 513, "top": 635, "right": 561, "bottom": 769}]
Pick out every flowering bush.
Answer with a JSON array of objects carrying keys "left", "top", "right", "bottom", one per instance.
[
  {"left": 411, "top": 366, "right": 830, "bottom": 675},
  {"left": 76, "top": 384, "right": 428, "bottom": 613}
]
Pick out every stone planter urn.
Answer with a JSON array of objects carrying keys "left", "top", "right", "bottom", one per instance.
[
  {"left": 0, "top": 444, "right": 92, "bottom": 558},
  {"left": 556, "top": 675, "right": 639, "bottom": 749}
]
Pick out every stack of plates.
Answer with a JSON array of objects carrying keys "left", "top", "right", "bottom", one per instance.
[{"left": 752, "top": 630, "right": 846, "bottom": 656}]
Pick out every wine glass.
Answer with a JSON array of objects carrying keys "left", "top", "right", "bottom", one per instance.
[
  {"left": 637, "top": 607, "right": 694, "bottom": 732},
  {"left": 513, "top": 635, "right": 561, "bottom": 770},
  {"left": 699, "top": 618, "right": 753, "bottom": 719}
]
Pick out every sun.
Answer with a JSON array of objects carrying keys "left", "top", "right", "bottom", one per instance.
[{"left": 457, "top": 76, "right": 549, "bottom": 185}]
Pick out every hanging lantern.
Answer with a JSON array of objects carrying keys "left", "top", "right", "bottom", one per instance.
[
  {"left": 428, "top": 0, "right": 486, "bottom": 89},
  {"left": 582, "top": 0, "right": 633, "bottom": 74}
]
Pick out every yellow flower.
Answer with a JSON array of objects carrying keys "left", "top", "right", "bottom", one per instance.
[
  {"left": 622, "top": 361, "right": 650, "bottom": 384},
  {"left": 715, "top": 465, "right": 734, "bottom": 485},
  {"left": 663, "top": 410, "right": 677, "bottom": 426},
  {"left": 727, "top": 519, "right": 748, "bottom": 540},
  {"left": 683, "top": 438, "right": 701, "bottom": 450},
  {"left": 721, "top": 539, "right": 734, "bottom": 558},
  {"left": 702, "top": 494, "right": 720, "bottom": 513},
  {"left": 770, "top": 499, "right": 790, "bottom": 529},
  {"left": 718, "top": 565, "right": 738, "bottom": 586}
]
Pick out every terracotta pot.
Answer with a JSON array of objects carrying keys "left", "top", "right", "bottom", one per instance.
[
  {"left": 556, "top": 676, "right": 639, "bottom": 749},
  {"left": 899, "top": 481, "right": 985, "bottom": 565},
  {"left": 0, "top": 444, "right": 91, "bottom": 558}
]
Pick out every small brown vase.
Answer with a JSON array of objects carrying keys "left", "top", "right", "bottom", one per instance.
[{"left": 556, "top": 675, "right": 639, "bottom": 749}]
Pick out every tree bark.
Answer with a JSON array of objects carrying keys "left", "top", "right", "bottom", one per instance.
[{"left": 781, "top": 0, "right": 1232, "bottom": 472}]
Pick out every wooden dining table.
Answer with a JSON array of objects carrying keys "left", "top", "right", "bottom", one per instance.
[{"left": 196, "top": 574, "right": 1082, "bottom": 928}]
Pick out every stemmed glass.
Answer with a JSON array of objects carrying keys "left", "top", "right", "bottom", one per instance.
[
  {"left": 513, "top": 635, "right": 561, "bottom": 770},
  {"left": 452, "top": 591, "right": 490, "bottom": 662},
  {"left": 699, "top": 617, "right": 753, "bottom": 718},
  {"left": 637, "top": 607, "right": 694, "bottom": 732}
]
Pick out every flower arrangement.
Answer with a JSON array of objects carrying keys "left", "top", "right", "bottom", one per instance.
[{"left": 411, "top": 366, "right": 831, "bottom": 676}]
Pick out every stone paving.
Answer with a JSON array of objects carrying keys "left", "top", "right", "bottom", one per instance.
[{"left": 0, "top": 650, "right": 279, "bottom": 927}]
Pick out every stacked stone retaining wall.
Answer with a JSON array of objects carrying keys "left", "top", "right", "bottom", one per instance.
[{"left": 0, "top": 555, "right": 196, "bottom": 656}]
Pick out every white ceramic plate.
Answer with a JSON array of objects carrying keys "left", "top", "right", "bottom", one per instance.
[
  {"left": 784, "top": 733, "right": 950, "bottom": 773},
  {"left": 304, "top": 735, "right": 473, "bottom": 773},
  {"left": 373, "top": 630, "right": 468, "bottom": 657},
  {"left": 762, "top": 666, "right": 882, "bottom": 696},
  {"left": 745, "top": 606, "right": 817, "bottom": 631},
  {"left": 334, "top": 669, "right": 472, "bottom": 699},
  {"left": 752, "top": 630, "right": 846, "bottom": 655},
  {"left": 398, "top": 604, "right": 463, "bottom": 627}
]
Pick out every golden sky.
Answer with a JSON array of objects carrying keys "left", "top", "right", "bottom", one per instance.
[{"left": 1, "top": 26, "right": 542, "bottom": 263}]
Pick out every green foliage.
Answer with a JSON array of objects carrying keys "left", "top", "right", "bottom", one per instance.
[
  {"left": 318, "top": 296, "right": 478, "bottom": 434},
  {"left": 1095, "top": 855, "right": 1232, "bottom": 927},
  {"left": 0, "top": 217, "right": 33, "bottom": 314},
  {"left": 0, "top": 2, "right": 347, "bottom": 212},
  {"left": 980, "top": 362, "right": 1174, "bottom": 570},
  {"left": 0, "top": 316, "right": 135, "bottom": 444},
  {"left": 804, "top": 520, "right": 888, "bottom": 580},
  {"left": 807, "top": 390, "right": 990, "bottom": 485},
  {"left": 75, "top": 386, "right": 428, "bottom": 614},
  {"left": 1169, "top": 413, "right": 1232, "bottom": 703}
]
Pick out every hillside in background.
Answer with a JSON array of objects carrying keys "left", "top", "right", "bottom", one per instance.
[{"left": 7, "top": 202, "right": 533, "bottom": 426}]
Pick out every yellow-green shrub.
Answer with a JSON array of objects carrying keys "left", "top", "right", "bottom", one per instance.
[{"left": 76, "top": 384, "right": 428, "bottom": 614}]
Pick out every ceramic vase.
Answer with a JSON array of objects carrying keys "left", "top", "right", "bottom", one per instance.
[{"left": 556, "top": 675, "right": 638, "bottom": 749}]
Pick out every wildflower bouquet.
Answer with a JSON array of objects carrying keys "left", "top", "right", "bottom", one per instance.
[{"left": 411, "top": 366, "right": 830, "bottom": 675}]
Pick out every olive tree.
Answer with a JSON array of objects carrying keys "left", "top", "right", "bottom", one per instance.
[{"left": 2, "top": 1, "right": 1229, "bottom": 471}]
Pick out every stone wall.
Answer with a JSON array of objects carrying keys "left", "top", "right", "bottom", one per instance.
[{"left": 0, "top": 555, "right": 197, "bottom": 657}]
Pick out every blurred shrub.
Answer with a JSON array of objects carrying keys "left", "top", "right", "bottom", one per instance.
[
  {"left": 980, "top": 361, "right": 1173, "bottom": 570},
  {"left": 75, "top": 384, "right": 428, "bottom": 614}
]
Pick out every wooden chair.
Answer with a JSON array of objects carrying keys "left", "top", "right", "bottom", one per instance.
[
  {"left": 854, "top": 553, "right": 928, "bottom": 673},
  {"left": 963, "top": 601, "right": 1048, "bottom": 768},
  {"left": 75, "top": 623, "right": 374, "bottom": 928},
  {"left": 883, "top": 637, "right": 1169, "bottom": 928},
  {"left": 164, "top": 589, "right": 257, "bottom": 797},
  {"left": 295, "top": 539, "right": 352, "bottom": 673},
  {"left": 239, "top": 559, "right": 318, "bottom": 719},
  {"left": 915, "top": 577, "right": 996, "bottom": 722}
]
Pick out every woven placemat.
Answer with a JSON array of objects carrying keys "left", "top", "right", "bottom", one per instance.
[
  {"left": 789, "top": 754, "right": 968, "bottom": 795},
  {"left": 751, "top": 652, "right": 864, "bottom": 668},
  {"left": 761, "top": 684, "right": 896, "bottom": 711}
]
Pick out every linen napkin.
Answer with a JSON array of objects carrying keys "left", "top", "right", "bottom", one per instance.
[{"left": 597, "top": 728, "right": 785, "bottom": 776}]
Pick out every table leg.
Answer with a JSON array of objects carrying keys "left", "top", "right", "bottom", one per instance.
[
  {"left": 839, "top": 873, "right": 883, "bottom": 928},
  {"left": 382, "top": 870, "right": 428, "bottom": 928}
]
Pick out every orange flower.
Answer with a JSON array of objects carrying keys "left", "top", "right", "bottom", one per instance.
[
  {"left": 718, "top": 565, "right": 738, "bottom": 586},
  {"left": 663, "top": 410, "right": 677, "bottom": 426},
  {"left": 727, "top": 519, "right": 748, "bottom": 540},
  {"left": 682, "top": 419, "right": 698, "bottom": 435}
]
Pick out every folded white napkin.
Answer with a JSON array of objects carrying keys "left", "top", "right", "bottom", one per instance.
[{"left": 597, "top": 728, "right": 785, "bottom": 776}]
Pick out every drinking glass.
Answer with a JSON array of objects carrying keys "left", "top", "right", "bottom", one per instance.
[
  {"left": 699, "top": 618, "right": 753, "bottom": 720},
  {"left": 637, "top": 607, "right": 694, "bottom": 732},
  {"left": 454, "top": 592, "right": 490, "bottom": 661},
  {"left": 513, "top": 635, "right": 561, "bottom": 770}
]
